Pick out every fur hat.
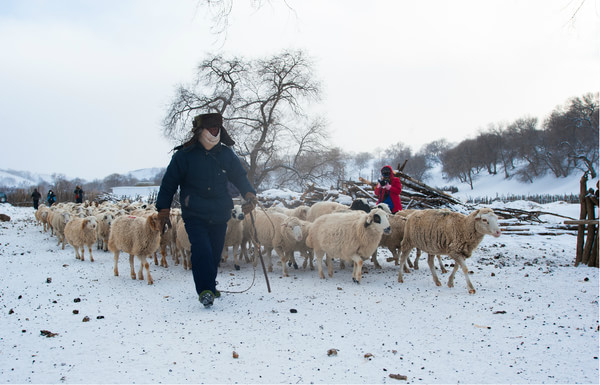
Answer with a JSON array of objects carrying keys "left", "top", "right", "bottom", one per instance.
[{"left": 192, "top": 113, "right": 235, "bottom": 146}]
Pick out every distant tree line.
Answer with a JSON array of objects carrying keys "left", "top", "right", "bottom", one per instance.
[{"left": 362, "top": 92, "right": 598, "bottom": 190}]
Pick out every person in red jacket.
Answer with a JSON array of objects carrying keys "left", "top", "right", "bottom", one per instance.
[{"left": 374, "top": 165, "right": 402, "bottom": 213}]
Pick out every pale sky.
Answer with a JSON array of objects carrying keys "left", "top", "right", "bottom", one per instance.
[{"left": 0, "top": 0, "right": 598, "bottom": 181}]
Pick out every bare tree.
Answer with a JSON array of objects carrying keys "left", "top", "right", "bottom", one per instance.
[{"left": 163, "top": 50, "right": 327, "bottom": 190}]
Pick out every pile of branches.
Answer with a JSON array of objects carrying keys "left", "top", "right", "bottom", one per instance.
[
  {"left": 353, "top": 170, "right": 464, "bottom": 210},
  {"left": 265, "top": 170, "right": 464, "bottom": 210}
]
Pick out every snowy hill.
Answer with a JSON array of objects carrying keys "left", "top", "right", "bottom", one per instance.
[
  {"left": 0, "top": 168, "right": 165, "bottom": 188},
  {"left": 423, "top": 164, "right": 585, "bottom": 202},
  {"left": 0, "top": 169, "right": 54, "bottom": 188},
  {"left": 126, "top": 167, "right": 165, "bottom": 181}
]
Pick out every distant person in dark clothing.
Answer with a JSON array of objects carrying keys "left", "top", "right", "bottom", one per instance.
[
  {"left": 47, "top": 190, "right": 56, "bottom": 206},
  {"left": 31, "top": 189, "right": 41, "bottom": 209},
  {"left": 74, "top": 186, "right": 84, "bottom": 203}
]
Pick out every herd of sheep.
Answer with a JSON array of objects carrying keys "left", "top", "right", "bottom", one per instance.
[{"left": 33, "top": 197, "right": 502, "bottom": 294}]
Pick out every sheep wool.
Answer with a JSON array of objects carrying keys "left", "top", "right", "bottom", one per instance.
[
  {"left": 306, "top": 208, "right": 391, "bottom": 283},
  {"left": 64, "top": 216, "right": 98, "bottom": 262},
  {"left": 397, "top": 208, "right": 501, "bottom": 294},
  {"left": 108, "top": 214, "right": 163, "bottom": 285}
]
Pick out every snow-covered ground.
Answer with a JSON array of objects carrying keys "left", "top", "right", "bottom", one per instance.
[{"left": 0, "top": 173, "right": 598, "bottom": 384}]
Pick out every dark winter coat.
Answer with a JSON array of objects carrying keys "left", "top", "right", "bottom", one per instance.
[
  {"left": 74, "top": 187, "right": 83, "bottom": 203},
  {"left": 31, "top": 190, "right": 41, "bottom": 201},
  {"left": 374, "top": 165, "right": 402, "bottom": 213},
  {"left": 47, "top": 191, "right": 56, "bottom": 206},
  {"left": 156, "top": 143, "right": 256, "bottom": 224}
]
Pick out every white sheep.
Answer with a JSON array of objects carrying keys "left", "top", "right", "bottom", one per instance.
[
  {"left": 397, "top": 208, "right": 501, "bottom": 294},
  {"left": 222, "top": 205, "right": 246, "bottom": 270},
  {"left": 64, "top": 216, "right": 98, "bottom": 262},
  {"left": 175, "top": 219, "right": 192, "bottom": 270},
  {"left": 249, "top": 210, "right": 303, "bottom": 276},
  {"left": 35, "top": 205, "right": 50, "bottom": 230},
  {"left": 108, "top": 213, "right": 163, "bottom": 285},
  {"left": 306, "top": 208, "right": 391, "bottom": 283},
  {"left": 95, "top": 212, "right": 114, "bottom": 252},
  {"left": 272, "top": 215, "right": 310, "bottom": 276},
  {"left": 269, "top": 205, "right": 310, "bottom": 221},
  {"left": 51, "top": 209, "right": 71, "bottom": 250},
  {"left": 306, "top": 201, "right": 350, "bottom": 222}
]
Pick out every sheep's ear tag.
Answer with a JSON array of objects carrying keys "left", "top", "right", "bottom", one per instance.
[{"left": 364, "top": 218, "right": 372, "bottom": 228}]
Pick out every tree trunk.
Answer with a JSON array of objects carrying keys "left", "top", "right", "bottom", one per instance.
[
  {"left": 574, "top": 174, "right": 588, "bottom": 266},
  {"left": 582, "top": 196, "right": 595, "bottom": 265}
]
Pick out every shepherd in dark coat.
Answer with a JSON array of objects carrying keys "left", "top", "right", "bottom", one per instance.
[{"left": 31, "top": 189, "right": 41, "bottom": 209}]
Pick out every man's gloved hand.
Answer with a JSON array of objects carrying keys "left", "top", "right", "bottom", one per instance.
[
  {"left": 157, "top": 208, "right": 171, "bottom": 233},
  {"left": 384, "top": 183, "right": 392, "bottom": 190},
  {"left": 242, "top": 192, "right": 258, "bottom": 214}
]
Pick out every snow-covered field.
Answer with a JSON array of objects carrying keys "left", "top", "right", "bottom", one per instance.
[{"left": 1, "top": 195, "right": 598, "bottom": 384}]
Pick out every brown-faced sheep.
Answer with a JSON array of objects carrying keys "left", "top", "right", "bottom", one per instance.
[
  {"left": 306, "top": 208, "right": 391, "bottom": 283},
  {"left": 397, "top": 208, "right": 501, "bottom": 294},
  {"left": 108, "top": 214, "right": 163, "bottom": 285},
  {"left": 64, "top": 216, "right": 98, "bottom": 262}
]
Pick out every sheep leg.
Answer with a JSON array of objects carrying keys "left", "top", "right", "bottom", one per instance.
[
  {"left": 153, "top": 252, "right": 159, "bottom": 266},
  {"left": 80, "top": 246, "right": 85, "bottom": 261},
  {"left": 287, "top": 253, "right": 299, "bottom": 270},
  {"left": 89, "top": 246, "right": 94, "bottom": 262},
  {"left": 261, "top": 247, "right": 274, "bottom": 272},
  {"left": 397, "top": 245, "right": 413, "bottom": 283},
  {"left": 447, "top": 260, "right": 460, "bottom": 289},
  {"left": 74, "top": 245, "right": 81, "bottom": 260},
  {"left": 315, "top": 250, "right": 326, "bottom": 279},
  {"left": 454, "top": 255, "right": 475, "bottom": 294},
  {"left": 129, "top": 254, "right": 136, "bottom": 280},
  {"left": 137, "top": 257, "right": 145, "bottom": 281},
  {"left": 113, "top": 250, "right": 120, "bottom": 276},
  {"left": 427, "top": 253, "right": 442, "bottom": 287},
  {"left": 413, "top": 249, "right": 421, "bottom": 270},
  {"left": 181, "top": 250, "right": 186, "bottom": 269},
  {"left": 221, "top": 246, "right": 229, "bottom": 263},
  {"left": 274, "top": 246, "right": 288, "bottom": 277},
  {"left": 326, "top": 255, "right": 334, "bottom": 278},
  {"left": 437, "top": 255, "right": 448, "bottom": 273},
  {"left": 160, "top": 245, "right": 168, "bottom": 268},
  {"left": 370, "top": 250, "right": 382, "bottom": 269},
  {"left": 232, "top": 244, "right": 241, "bottom": 271},
  {"left": 352, "top": 257, "right": 363, "bottom": 283},
  {"left": 303, "top": 250, "right": 314, "bottom": 270},
  {"left": 139, "top": 256, "right": 153, "bottom": 285}
]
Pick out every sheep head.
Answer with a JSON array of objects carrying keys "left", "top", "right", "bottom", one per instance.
[
  {"left": 82, "top": 216, "right": 97, "bottom": 231},
  {"left": 473, "top": 208, "right": 501, "bottom": 238},
  {"left": 231, "top": 205, "right": 245, "bottom": 221},
  {"left": 147, "top": 213, "right": 163, "bottom": 232},
  {"left": 364, "top": 208, "right": 391, "bottom": 235},
  {"left": 282, "top": 216, "right": 303, "bottom": 242}
]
